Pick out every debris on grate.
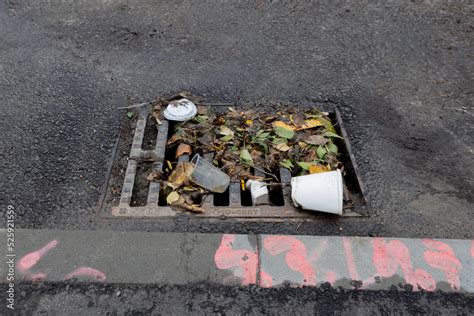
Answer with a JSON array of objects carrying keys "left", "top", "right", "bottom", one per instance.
[{"left": 98, "top": 93, "right": 370, "bottom": 220}]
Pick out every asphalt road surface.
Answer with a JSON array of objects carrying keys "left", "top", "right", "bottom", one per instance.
[{"left": 1, "top": 0, "right": 472, "bottom": 314}]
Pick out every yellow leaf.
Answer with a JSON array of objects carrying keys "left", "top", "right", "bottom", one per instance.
[
  {"left": 166, "top": 191, "right": 180, "bottom": 204},
  {"left": 274, "top": 142, "right": 290, "bottom": 152},
  {"left": 309, "top": 164, "right": 331, "bottom": 174},
  {"left": 298, "top": 141, "right": 308, "bottom": 150},
  {"left": 298, "top": 119, "right": 323, "bottom": 131},
  {"left": 245, "top": 119, "right": 253, "bottom": 125},
  {"left": 273, "top": 121, "right": 296, "bottom": 131}
]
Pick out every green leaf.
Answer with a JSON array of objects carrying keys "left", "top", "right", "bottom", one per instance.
[
  {"left": 318, "top": 117, "right": 336, "bottom": 133},
  {"left": 280, "top": 159, "right": 294, "bottom": 170},
  {"left": 327, "top": 143, "right": 338, "bottom": 154},
  {"left": 274, "top": 126, "right": 295, "bottom": 139},
  {"left": 240, "top": 148, "right": 254, "bottom": 166},
  {"left": 256, "top": 130, "right": 270, "bottom": 139},
  {"left": 220, "top": 134, "right": 233, "bottom": 142},
  {"left": 126, "top": 111, "right": 134, "bottom": 119},
  {"left": 272, "top": 137, "right": 287, "bottom": 144},
  {"left": 297, "top": 162, "right": 311, "bottom": 170},
  {"left": 324, "top": 131, "right": 343, "bottom": 139},
  {"left": 194, "top": 115, "right": 208, "bottom": 123},
  {"left": 317, "top": 146, "right": 327, "bottom": 159}
]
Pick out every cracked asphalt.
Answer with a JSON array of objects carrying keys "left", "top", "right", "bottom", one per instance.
[{"left": 0, "top": 0, "right": 473, "bottom": 313}]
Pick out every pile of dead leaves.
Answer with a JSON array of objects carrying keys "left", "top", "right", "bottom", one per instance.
[
  {"left": 170, "top": 106, "right": 343, "bottom": 180},
  {"left": 148, "top": 93, "right": 344, "bottom": 213},
  {"left": 151, "top": 161, "right": 208, "bottom": 213}
]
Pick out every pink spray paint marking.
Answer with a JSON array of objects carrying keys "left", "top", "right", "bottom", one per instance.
[
  {"left": 64, "top": 267, "right": 106, "bottom": 282},
  {"left": 372, "top": 238, "right": 436, "bottom": 291},
  {"left": 25, "top": 272, "right": 47, "bottom": 282},
  {"left": 260, "top": 270, "right": 274, "bottom": 288},
  {"left": 18, "top": 240, "right": 58, "bottom": 274},
  {"left": 342, "top": 237, "right": 376, "bottom": 288},
  {"left": 263, "top": 236, "right": 316, "bottom": 286},
  {"left": 422, "top": 239, "right": 462, "bottom": 291},
  {"left": 342, "top": 237, "right": 360, "bottom": 281},
  {"left": 214, "top": 234, "right": 258, "bottom": 285},
  {"left": 325, "top": 271, "right": 337, "bottom": 285}
]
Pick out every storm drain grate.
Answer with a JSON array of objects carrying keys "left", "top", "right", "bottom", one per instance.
[{"left": 99, "top": 106, "right": 370, "bottom": 220}]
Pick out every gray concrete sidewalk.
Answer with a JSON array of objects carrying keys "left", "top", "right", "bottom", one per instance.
[{"left": 1, "top": 229, "right": 472, "bottom": 293}]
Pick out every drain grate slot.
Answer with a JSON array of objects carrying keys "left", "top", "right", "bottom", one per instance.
[
  {"left": 268, "top": 167, "right": 285, "bottom": 207},
  {"left": 102, "top": 106, "right": 370, "bottom": 220},
  {"left": 142, "top": 115, "right": 158, "bottom": 150},
  {"left": 213, "top": 187, "right": 230, "bottom": 206},
  {"left": 130, "top": 163, "right": 152, "bottom": 207}
]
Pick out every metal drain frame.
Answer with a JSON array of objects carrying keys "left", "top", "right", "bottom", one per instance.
[{"left": 100, "top": 106, "right": 370, "bottom": 220}]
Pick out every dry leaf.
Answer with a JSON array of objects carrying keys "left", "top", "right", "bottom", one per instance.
[
  {"left": 274, "top": 142, "right": 290, "bottom": 152},
  {"left": 298, "top": 141, "right": 309, "bottom": 150},
  {"left": 306, "top": 135, "right": 328, "bottom": 145},
  {"left": 166, "top": 191, "right": 180, "bottom": 204},
  {"left": 167, "top": 162, "right": 194, "bottom": 189},
  {"left": 172, "top": 195, "right": 204, "bottom": 213},
  {"left": 167, "top": 134, "right": 183, "bottom": 145},
  {"left": 152, "top": 105, "right": 163, "bottom": 125},
  {"left": 147, "top": 170, "right": 163, "bottom": 181},
  {"left": 298, "top": 119, "right": 323, "bottom": 130},
  {"left": 197, "top": 105, "right": 208, "bottom": 115},
  {"left": 309, "top": 164, "right": 331, "bottom": 174},
  {"left": 219, "top": 125, "right": 234, "bottom": 136},
  {"left": 175, "top": 143, "right": 192, "bottom": 159}
]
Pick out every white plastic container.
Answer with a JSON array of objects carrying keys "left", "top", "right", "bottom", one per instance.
[
  {"left": 190, "top": 154, "right": 230, "bottom": 193},
  {"left": 163, "top": 98, "right": 197, "bottom": 121},
  {"left": 245, "top": 180, "right": 269, "bottom": 206},
  {"left": 290, "top": 169, "right": 343, "bottom": 215}
]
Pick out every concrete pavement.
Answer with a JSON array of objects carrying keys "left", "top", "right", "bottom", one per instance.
[{"left": 2, "top": 229, "right": 472, "bottom": 293}]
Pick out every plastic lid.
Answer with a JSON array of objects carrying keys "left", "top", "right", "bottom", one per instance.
[{"left": 163, "top": 98, "right": 197, "bottom": 121}]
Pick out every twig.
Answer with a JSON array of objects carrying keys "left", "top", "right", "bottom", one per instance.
[
  {"left": 264, "top": 182, "right": 291, "bottom": 187},
  {"left": 117, "top": 98, "right": 159, "bottom": 110},
  {"left": 202, "top": 102, "right": 234, "bottom": 106},
  {"left": 244, "top": 163, "right": 279, "bottom": 182},
  {"left": 296, "top": 220, "right": 306, "bottom": 231}
]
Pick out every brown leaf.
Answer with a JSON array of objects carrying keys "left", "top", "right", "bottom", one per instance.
[
  {"left": 306, "top": 135, "right": 328, "bottom": 145},
  {"left": 172, "top": 196, "right": 204, "bottom": 213},
  {"left": 167, "top": 134, "right": 183, "bottom": 145},
  {"left": 147, "top": 170, "right": 163, "bottom": 181},
  {"left": 298, "top": 141, "right": 309, "bottom": 150},
  {"left": 290, "top": 113, "right": 305, "bottom": 128},
  {"left": 175, "top": 143, "right": 192, "bottom": 159},
  {"left": 167, "top": 162, "right": 194, "bottom": 189},
  {"left": 273, "top": 142, "right": 291, "bottom": 152},
  {"left": 197, "top": 105, "right": 208, "bottom": 115},
  {"left": 250, "top": 148, "right": 263, "bottom": 161}
]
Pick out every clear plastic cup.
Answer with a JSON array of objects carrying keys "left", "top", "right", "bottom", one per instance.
[{"left": 190, "top": 154, "right": 230, "bottom": 193}]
